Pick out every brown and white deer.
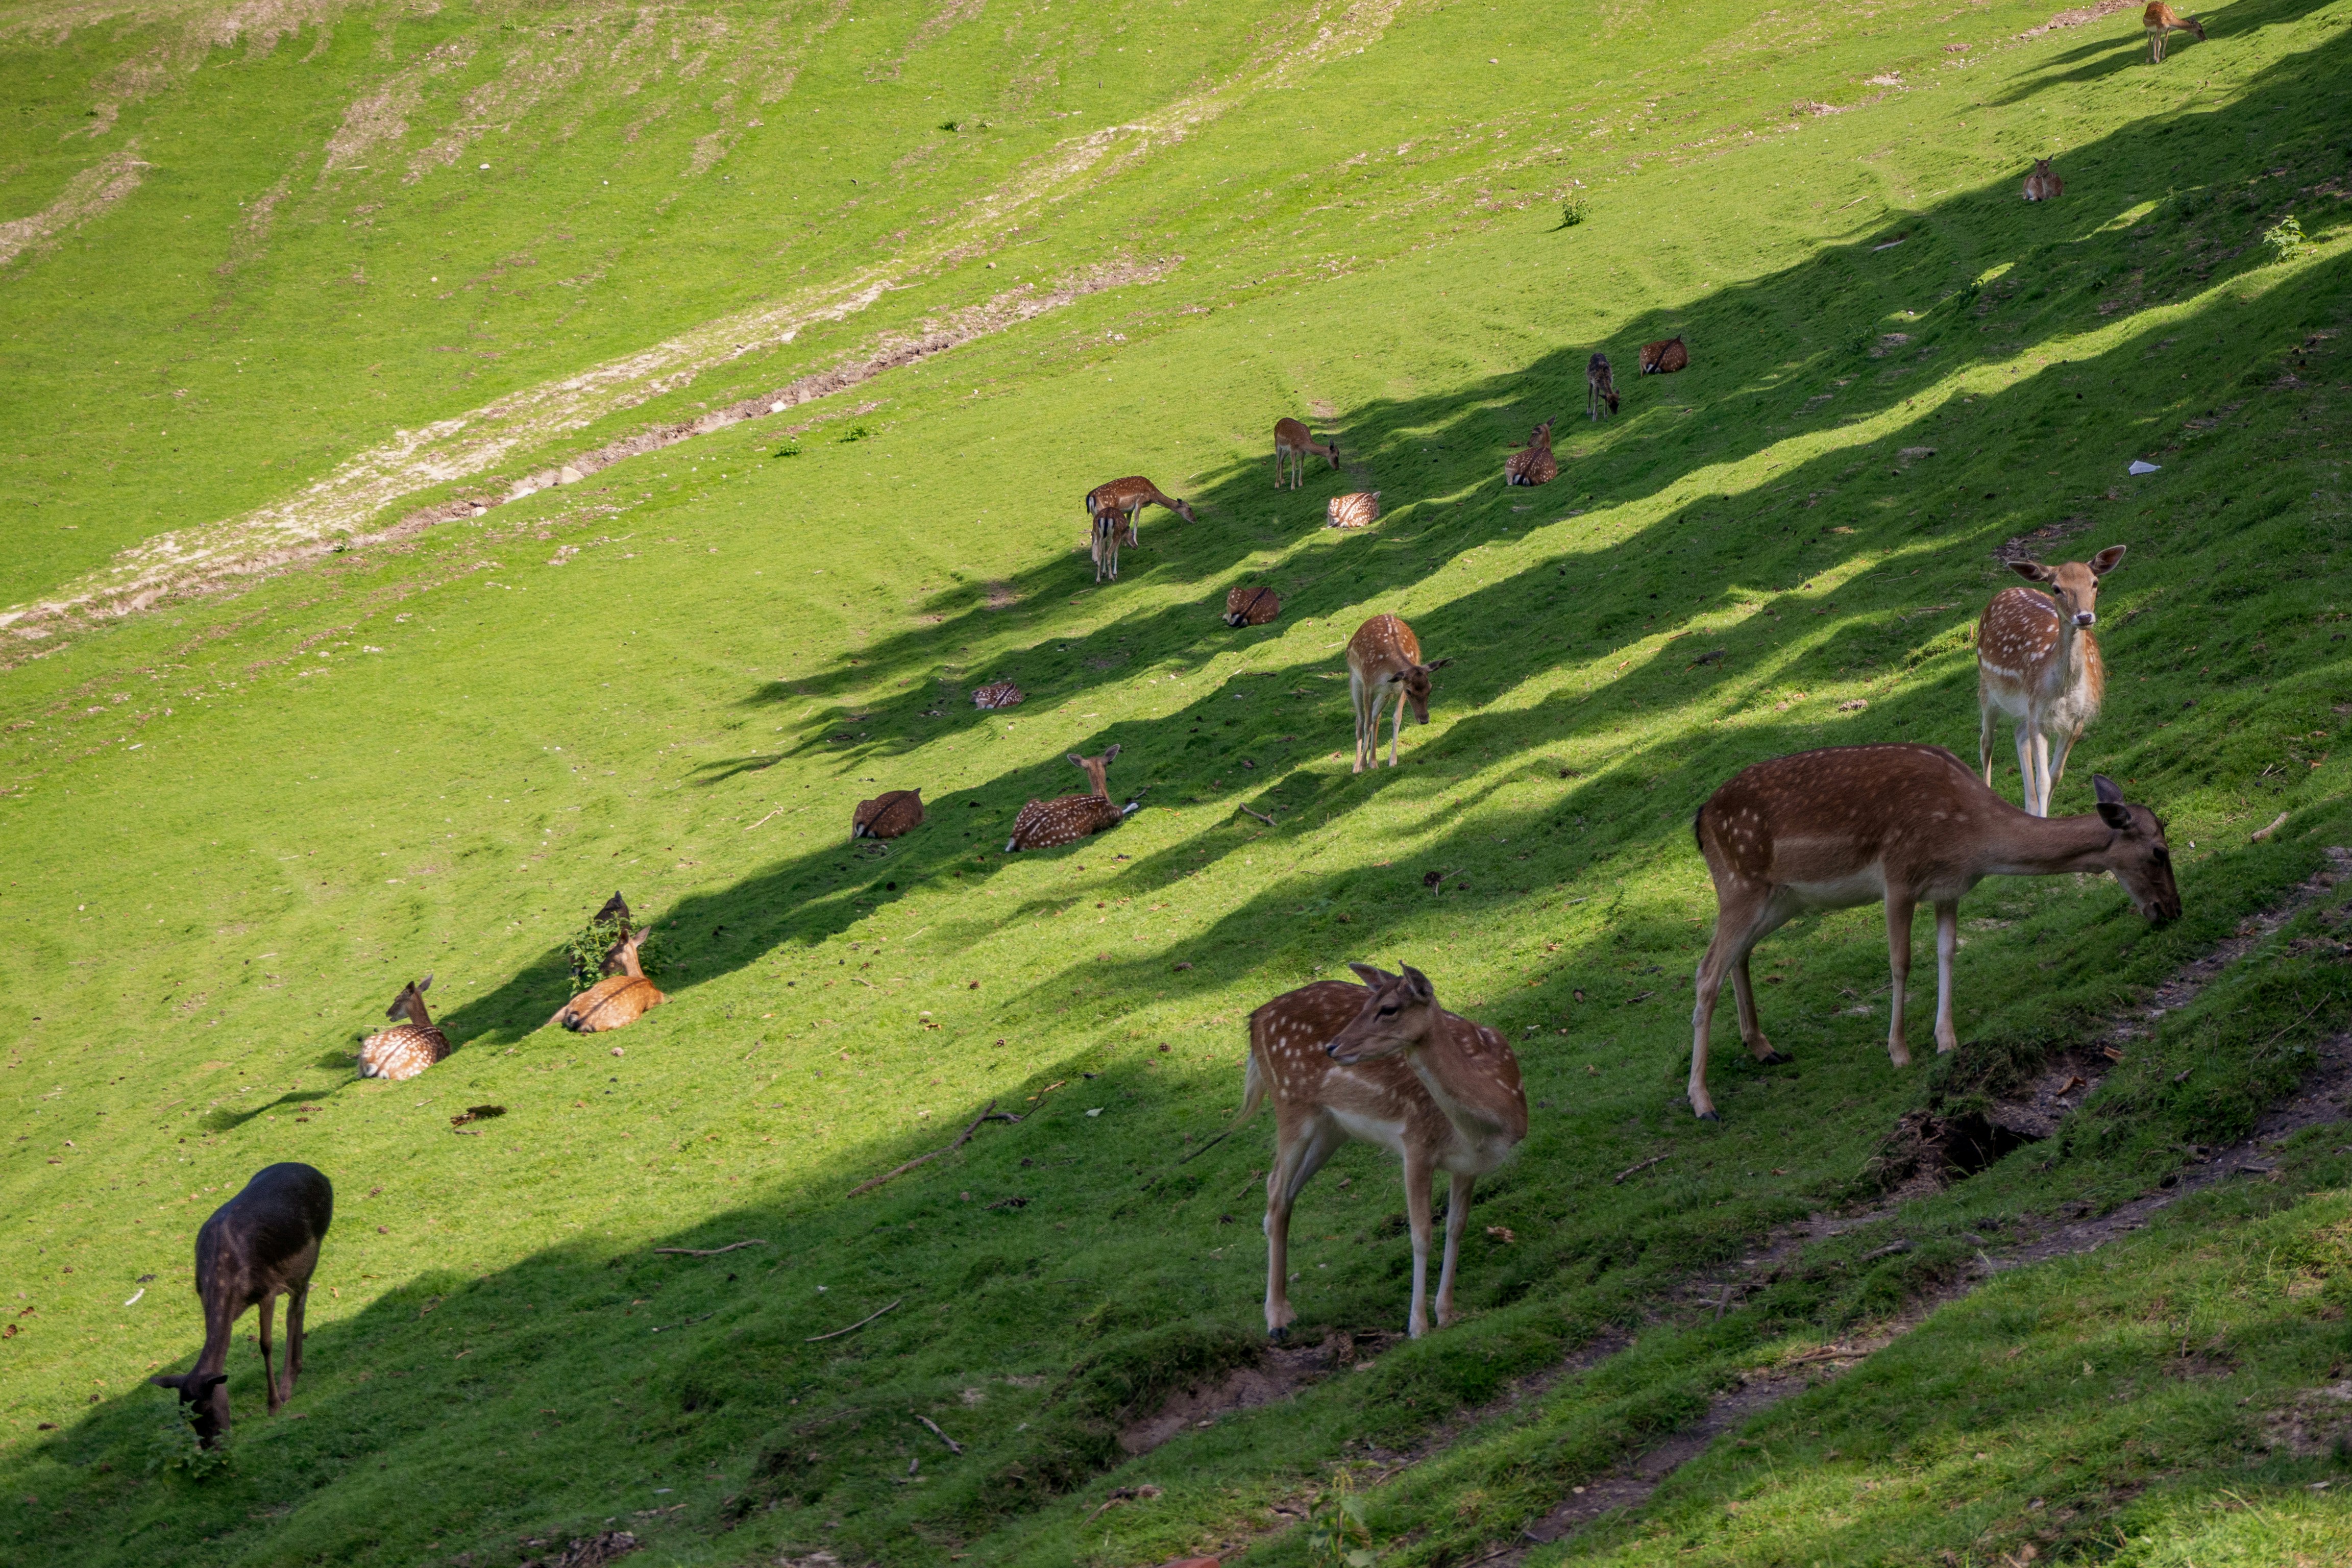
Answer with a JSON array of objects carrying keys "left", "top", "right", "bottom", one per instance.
[
  {"left": 551, "top": 926, "right": 667, "bottom": 1033},
  {"left": 1977, "top": 546, "right": 2125, "bottom": 817},
  {"left": 1243, "top": 964, "right": 1526, "bottom": 1338},
  {"left": 358, "top": 976, "right": 450, "bottom": 1081},
  {"left": 1005, "top": 746, "right": 1146, "bottom": 851},
  {"left": 2022, "top": 158, "right": 2065, "bottom": 202},
  {"left": 2145, "top": 2, "right": 2204, "bottom": 61},
  {"left": 1503, "top": 420, "right": 1557, "bottom": 487},
  {"left": 1638, "top": 336, "right": 1689, "bottom": 375},
  {"left": 1090, "top": 504, "right": 1126, "bottom": 582},
  {"left": 1273, "top": 418, "right": 1340, "bottom": 489},
  {"left": 1082, "top": 476, "right": 1196, "bottom": 549},
  {"left": 1687, "top": 743, "right": 2179, "bottom": 1120},
  {"left": 1348, "top": 614, "right": 1451, "bottom": 772},
  {"left": 151, "top": 1162, "right": 332, "bottom": 1447},
  {"left": 1327, "top": 491, "right": 1382, "bottom": 528},
  {"left": 1226, "top": 584, "right": 1282, "bottom": 627},
  {"left": 1587, "top": 353, "right": 1620, "bottom": 419},
  {"left": 852, "top": 788, "right": 924, "bottom": 841}
]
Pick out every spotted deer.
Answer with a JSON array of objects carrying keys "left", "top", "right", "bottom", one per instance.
[
  {"left": 1587, "top": 353, "right": 1620, "bottom": 419},
  {"left": 1226, "top": 585, "right": 1282, "bottom": 627},
  {"left": 358, "top": 976, "right": 450, "bottom": 1081},
  {"left": 2022, "top": 158, "right": 2065, "bottom": 202},
  {"left": 1273, "top": 418, "right": 1340, "bottom": 489},
  {"left": 1243, "top": 964, "right": 1526, "bottom": 1338},
  {"left": 972, "top": 679, "right": 1024, "bottom": 710},
  {"left": 151, "top": 1162, "right": 332, "bottom": 1447},
  {"left": 551, "top": 926, "right": 666, "bottom": 1033},
  {"left": 2145, "top": 2, "right": 2203, "bottom": 61},
  {"left": 1687, "top": 744, "right": 2179, "bottom": 1120},
  {"left": 1005, "top": 746, "right": 1146, "bottom": 851},
  {"left": 1327, "top": 491, "right": 1382, "bottom": 528},
  {"left": 1977, "top": 546, "right": 2125, "bottom": 817},
  {"left": 1503, "top": 420, "right": 1557, "bottom": 487},
  {"left": 1082, "top": 476, "right": 1196, "bottom": 549},
  {"left": 1638, "top": 336, "right": 1689, "bottom": 375},
  {"left": 852, "top": 788, "right": 924, "bottom": 841},
  {"left": 1347, "top": 614, "right": 1452, "bottom": 772}
]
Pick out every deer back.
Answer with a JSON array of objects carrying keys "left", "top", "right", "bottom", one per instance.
[
  {"left": 1697, "top": 743, "right": 2006, "bottom": 890},
  {"left": 972, "top": 680, "right": 1024, "bottom": 709},
  {"left": 558, "top": 975, "right": 667, "bottom": 1033},
  {"left": 1006, "top": 793, "right": 1121, "bottom": 850},
  {"left": 196, "top": 1163, "right": 333, "bottom": 1301},
  {"left": 358, "top": 1022, "right": 450, "bottom": 1081},
  {"left": 1639, "top": 337, "right": 1688, "bottom": 374},
  {"left": 1347, "top": 614, "right": 1422, "bottom": 680},
  {"left": 1327, "top": 491, "right": 1381, "bottom": 528},
  {"left": 1226, "top": 585, "right": 1282, "bottom": 626},
  {"left": 1273, "top": 416, "right": 1312, "bottom": 449},
  {"left": 853, "top": 789, "right": 924, "bottom": 841}
]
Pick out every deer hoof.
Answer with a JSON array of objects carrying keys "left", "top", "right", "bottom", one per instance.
[
  {"left": 1759, "top": 1050, "right": 1794, "bottom": 1066},
  {"left": 1694, "top": 1108, "right": 1722, "bottom": 1123},
  {"left": 1267, "top": 1325, "right": 1289, "bottom": 1343}
]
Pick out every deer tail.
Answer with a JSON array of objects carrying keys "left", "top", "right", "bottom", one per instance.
[{"left": 1238, "top": 1050, "right": 1268, "bottom": 1125}]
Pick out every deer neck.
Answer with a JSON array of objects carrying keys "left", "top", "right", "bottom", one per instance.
[
  {"left": 1975, "top": 806, "right": 2116, "bottom": 879},
  {"left": 402, "top": 994, "right": 433, "bottom": 1029},
  {"left": 1401, "top": 1018, "right": 1525, "bottom": 1149}
]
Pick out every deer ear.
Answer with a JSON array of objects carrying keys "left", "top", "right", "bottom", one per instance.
[
  {"left": 1422, "top": 657, "right": 1455, "bottom": 673},
  {"left": 1102, "top": 743, "right": 1121, "bottom": 763},
  {"left": 2089, "top": 545, "right": 2127, "bottom": 575},
  {"left": 2093, "top": 774, "right": 2124, "bottom": 805},
  {"left": 2008, "top": 559, "right": 2054, "bottom": 582},
  {"left": 150, "top": 1373, "right": 184, "bottom": 1391},
  {"left": 416, "top": 974, "right": 433, "bottom": 992},
  {"left": 1066, "top": 752, "right": 1087, "bottom": 769},
  {"left": 1400, "top": 965, "right": 1436, "bottom": 1001},
  {"left": 198, "top": 1373, "right": 228, "bottom": 1395},
  {"left": 1345, "top": 962, "right": 1390, "bottom": 988}
]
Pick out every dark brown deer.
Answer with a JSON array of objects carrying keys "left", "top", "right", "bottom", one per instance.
[
  {"left": 552, "top": 926, "right": 666, "bottom": 1033},
  {"left": 1503, "top": 420, "right": 1557, "bottom": 486},
  {"left": 1587, "top": 352, "right": 1620, "bottom": 419},
  {"left": 1005, "top": 746, "right": 1145, "bottom": 851},
  {"left": 1225, "top": 585, "right": 1282, "bottom": 627},
  {"left": 1243, "top": 964, "right": 1526, "bottom": 1338},
  {"left": 1638, "top": 336, "right": 1689, "bottom": 375},
  {"left": 1273, "top": 417, "right": 1340, "bottom": 489},
  {"left": 2022, "top": 158, "right": 2065, "bottom": 202},
  {"left": 1083, "top": 476, "right": 1196, "bottom": 549},
  {"left": 852, "top": 789, "right": 925, "bottom": 841},
  {"left": 2145, "top": 2, "right": 2204, "bottom": 61},
  {"left": 1687, "top": 744, "right": 2179, "bottom": 1120},
  {"left": 1348, "top": 614, "right": 1451, "bottom": 772},
  {"left": 358, "top": 976, "right": 449, "bottom": 1081},
  {"left": 1977, "top": 546, "right": 2124, "bottom": 816},
  {"left": 151, "top": 1162, "right": 333, "bottom": 1446}
]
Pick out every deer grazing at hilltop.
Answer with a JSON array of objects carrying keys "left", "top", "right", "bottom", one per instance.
[
  {"left": 552, "top": 926, "right": 666, "bottom": 1033},
  {"left": 358, "top": 976, "right": 450, "bottom": 1081},
  {"left": 1082, "top": 476, "right": 1196, "bottom": 549},
  {"left": 1687, "top": 744, "right": 2179, "bottom": 1120},
  {"left": 1273, "top": 418, "right": 1340, "bottom": 489},
  {"left": 1503, "top": 420, "right": 1557, "bottom": 487},
  {"left": 1005, "top": 745, "right": 1146, "bottom": 851},
  {"left": 2145, "top": 2, "right": 2204, "bottom": 61},
  {"left": 1978, "top": 546, "right": 2125, "bottom": 816},
  {"left": 852, "top": 788, "right": 924, "bottom": 841},
  {"left": 151, "top": 1162, "right": 333, "bottom": 1447},
  {"left": 1348, "top": 614, "right": 1451, "bottom": 772},
  {"left": 2022, "top": 158, "right": 2065, "bottom": 202},
  {"left": 1226, "top": 585, "right": 1282, "bottom": 627},
  {"left": 1243, "top": 964, "right": 1526, "bottom": 1338},
  {"left": 1587, "top": 353, "right": 1620, "bottom": 419},
  {"left": 1327, "top": 491, "right": 1382, "bottom": 528},
  {"left": 1638, "top": 336, "right": 1689, "bottom": 375}
]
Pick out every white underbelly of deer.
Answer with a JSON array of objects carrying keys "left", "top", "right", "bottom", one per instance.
[
  {"left": 1778, "top": 862, "right": 1888, "bottom": 910},
  {"left": 1329, "top": 1106, "right": 1409, "bottom": 1159}
]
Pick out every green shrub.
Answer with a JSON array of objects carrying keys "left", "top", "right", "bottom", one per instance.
[
  {"left": 2263, "top": 212, "right": 2306, "bottom": 262},
  {"left": 561, "top": 914, "right": 663, "bottom": 989},
  {"left": 1559, "top": 192, "right": 1588, "bottom": 228}
]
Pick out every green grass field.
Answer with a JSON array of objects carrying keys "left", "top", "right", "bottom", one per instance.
[{"left": 6, "top": 1, "right": 2352, "bottom": 1563}]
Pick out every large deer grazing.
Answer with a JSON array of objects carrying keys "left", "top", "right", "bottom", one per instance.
[
  {"left": 151, "top": 1162, "right": 332, "bottom": 1447},
  {"left": 1638, "top": 336, "right": 1689, "bottom": 375},
  {"left": 1503, "top": 420, "right": 1557, "bottom": 486},
  {"left": 1226, "top": 584, "right": 1282, "bottom": 627},
  {"left": 852, "top": 788, "right": 924, "bottom": 841},
  {"left": 2145, "top": 2, "right": 2204, "bottom": 61},
  {"left": 2022, "top": 158, "right": 2065, "bottom": 202},
  {"left": 1005, "top": 746, "right": 1146, "bottom": 851},
  {"left": 1587, "top": 353, "right": 1620, "bottom": 419},
  {"left": 358, "top": 976, "right": 450, "bottom": 1081},
  {"left": 1273, "top": 417, "right": 1340, "bottom": 489},
  {"left": 1687, "top": 744, "right": 2179, "bottom": 1120},
  {"left": 1243, "top": 964, "right": 1526, "bottom": 1338},
  {"left": 1082, "top": 476, "right": 1196, "bottom": 549},
  {"left": 1348, "top": 614, "right": 1451, "bottom": 772},
  {"left": 552, "top": 926, "right": 666, "bottom": 1033},
  {"left": 1977, "top": 546, "right": 2125, "bottom": 817}
]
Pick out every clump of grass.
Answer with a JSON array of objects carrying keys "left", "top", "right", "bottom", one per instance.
[
  {"left": 1559, "top": 192, "right": 1589, "bottom": 228},
  {"left": 839, "top": 423, "right": 874, "bottom": 443},
  {"left": 1307, "top": 1469, "right": 1377, "bottom": 1567},
  {"left": 774, "top": 438, "right": 801, "bottom": 458},
  {"left": 2263, "top": 212, "right": 2306, "bottom": 262}
]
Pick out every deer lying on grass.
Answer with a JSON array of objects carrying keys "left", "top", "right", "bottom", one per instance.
[
  {"left": 1638, "top": 336, "right": 1689, "bottom": 375},
  {"left": 1226, "top": 585, "right": 1282, "bottom": 627},
  {"left": 1082, "top": 476, "right": 1196, "bottom": 549},
  {"left": 358, "top": 976, "right": 450, "bottom": 1081},
  {"left": 1091, "top": 504, "right": 1126, "bottom": 582},
  {"left": 1978, "top": 546, "right": 2125, "bottom": 816},
  {"left": 1587, "top": 353, "right": 1620, "bottom": 419},
  {"left": 151, "top": 1162, "right": 332, "bottom": 1446},
  {"left": 1348, "top": 614, "right": 1451, "bottom": 772},
  {"left": 1503, "top": 420, "right": 1557, "bottom": 487},
  {"left": 1327, "top": 491, "right": 1381, "bottom": 528},
  {"left": 1005, "top": 745, "right": 1146, "bottom": 850},
  {"left": 552, "top": 926, "right": 667, "bottom": 1033},
  {"left": 1243, "top": 964, "right": 1525, "bottom": 1338},
  {"left": 972, "top": 679, "right": 1024, "bottom": 710},
  {"left": 1687, "top": 744, "right": 2180, "bottom": 1120},
  {"left": 1273, "top": 418, "right": 1339, "bottom": 489},
  {"left": 852, "top": 788, "right": 924, "bottom": 841},
  {"left": 2022, "top": 158, "right": 2065, "bottom": 202},
  {"left": 2145, "top": 2, "right": 2204, "bottom": 61}
]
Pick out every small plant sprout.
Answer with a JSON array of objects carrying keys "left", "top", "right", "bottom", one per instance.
[
  {"left": 1559, "top": 192, "right": 1588, "bottom": 228},
  {"left": 1306, "top": 1469, "right": 1376, "bottom": 1568},
  {"left": 2262, "top": 213, "right": 2305, "bottom": 263}
]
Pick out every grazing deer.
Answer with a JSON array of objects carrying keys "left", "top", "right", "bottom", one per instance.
[
  {"left": 551, "top": 926, "right": 666, "bottom": 1033},
  {"left": 1587, "top": 353, "right": 1620, "bottom": 420},
  {"left": 151, "top": 1162, "right": 332, "bottom": 1447},
  {"left": 1687, "top": 744, "right": 2179, "bottom": 1120},
  {"left": 2022, "top": 158, "right": 2065, "bottom": 202},
  {"left": 1327, "top": 491, "right": 1382, "bottom": 528},
  {"left": 1090, "top": 505, "right": 1125, "bottom": 582},
  {"left": 2145, "top": 2, "right": 2204, "bottom": 61},
  {"left": 1638, "top": 336, "right": 1689, "bottom": 375},
  {"left": 1082, "top": 476, "right": 1196, "bottom": 548},
  {"left": 1273, "top": 417, "right": 1340, "bottom": 489},
  {"left": 1977, "top": 546, "right": 2125, "bottom": 817},
  {"left": 1226, "top": 585, "right": 1282, "bottom": 627},
  {"left": 1006, "top": 746, "right": 1145, "bottom": 851},
  {"left": 358, "top": 976, "right": 450, "bottom": 1081},
  {"left": 1348, "top": 614, "right": 1452, "bottom": 773},
  {"left": 852, "top": 788, "right": 924, "bottom": 841},
  {"left": 972, "top": 679, "right": 1024, "bottom": 710},
  {"left": 1243, "top": 964, "right": 1526, "bottom": 1338},
  {"left": 1503, "top": 420, "right": 1557, "bottom": 487}
]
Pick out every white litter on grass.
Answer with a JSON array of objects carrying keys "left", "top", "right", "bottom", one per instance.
[
  {"left": 1086, "top": 1107, "right": 1104, "bottom": 1117},
  {"left": 124, "top": 1288, "right": 143, "bottom": 1307},
  {"left": 2129, "top": 459, "right": 2162, "bottom": 475}
]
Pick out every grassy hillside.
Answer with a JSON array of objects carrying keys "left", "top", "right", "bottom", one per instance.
[{"left": 5, "top": 1, "right": 2352, "bottom": 1565}]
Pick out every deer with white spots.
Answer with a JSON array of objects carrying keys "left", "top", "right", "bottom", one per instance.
[
  {"left": 1083, "top": 476, "right": 1196, "bottom": 550},
  {"left": 1503, "top": 419, "right": 1557, "bottom": 486},
  {"left": 1273, "top": 417, "right": 1340, "bottom": 489},
  {"left": 1004, "top": 746, "right": 1146, "bottom": 851},
  {"left": 1348, "top": 614, "right": 1452, "bottom": 772},
  {"left": 2145, "top": 2, "right": 2204, "bottom": 61},
  {"left": 358, "top": 976, "right": 449, "bottom": 1081},
  {"left": 1686, "top": 743, "right": 2180, "bottom": 1120},
  {"left": 1242, "top": 964, "right": 1526, "bottom": 1339},
  {"left": 1977, "top": 546, "right": 2125, "bottom": 817},
  {"left": 852, "top": 789, "right": 924, "bottom": 841},
  {"left": 551, "top": 926, "right": 666, "bottom": 1033}
]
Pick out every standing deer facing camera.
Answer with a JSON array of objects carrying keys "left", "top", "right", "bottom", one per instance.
[
  {"left": 1348, "top": 614, "right": 1451, "bottom": 772},
  {"left": 358, "top": 976, "right": 449, "bottom": 1081},
  {"left": 1005, "top": 746, "right": 1146, "bottom": 850},
  {"left": 2145, "top": 2, "right": 2204, "bottom": 61},
  {"left": 1273, "top": 418, "right": 1340, "bottom": 489},
  {"left": 1977, "top": 546, "right": 2125, "bottom": 817},
  {"left": 152, "top": 1162, "right": 332, "bottom": 1446},
  {"left": 1243, "top": 964, "right": 1526, "bottom": 1338},
  {"left": 1587, "top": 353, "right": 1620, "bottom": 419},
  {"left": 552, "top": 926, "right": 666, "bottom": 1033}
]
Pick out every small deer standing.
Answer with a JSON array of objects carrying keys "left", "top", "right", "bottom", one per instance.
[
  {"left": 2022, "top": 158, "right": 2065, "bottom": 202},
  {"left": 552, "top": 926, "right": 666, "bottom": 1032},
  {"left": 1082, "top": 476, "right": 1196, "bottom": 549},
  {"left": 1503, "top": 420, "right": 1557, "bottom": 486},
  {"left": 2145, "top": 2, "right": 2204, "bottom": 61},
  {"left": 1347, "top": 614, "right": 1451, "bottom": 772},
  {"left": 1587, "top": 353, "right": 1620, "bottom": 419},
  {"left": 1272, "top": 418, "right": 1340, "bottom": 489},
  {"left": 1977, "top": 546, "right": 2125, "bottom": 817},
  {"left": 358, "top": 976, "right": 450, "bottom": 1081},
  {"left": 1687, "top": 744, "right": 2179, "bottom": 1120},
  {"left": 1638, "top": 336, "right": 1689, "bottom": 375},
  {"left": 151, "top": 1162, "right": 333, "bottom": 1447},
  {"left": 1005, "top": 746, "right": 1146, "bottom": 851},
  {"left": 1242, "top": 964, "right": 1526, "bottom": 1338}
]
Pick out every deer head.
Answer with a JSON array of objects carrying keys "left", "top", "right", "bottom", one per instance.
[
  {"left": 1326, "top": 964, "right": 1442, "bottom": 1063},
  {"left": 1398, "top": 658, "right": 1455, "bottom": 724},
  {"left": 1066, "top": 744, "right": 1122, "bottom": 798},
  {"left": 2090, "top": 774, "right": 2182, "bottom": 922},
  {"left": 385, "top": 975, "right": 433, "bottom": 1025},
  {"left": 2011, "top": 544, "right": 2126, "bottom": 628},
  {"left": 612, "top": 927, "right": 652, "bottom": 978},
  {"left": 150, "top": 1370, "right": 230, "bottom": 1445},
  {"left": 1172, "top": 498, "right": 1199, "bottom": 523}
]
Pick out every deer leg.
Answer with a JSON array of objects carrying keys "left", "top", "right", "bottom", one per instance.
[
  {"left": 1387, "top": 690, "right": 1407, "bottom": 767},
  {"left": 1884, "top": 897, "right": 1916, "bottom": 1068},
  {"left": 257, "top": 1291, "right": 281, "bottom": 1415},
  {"left": 2047, "top": 722, "right": 2083, "bottom": 810},
  {"left": 1979, "top": 697, "right": 1999, "bottom": 788},
  {"left": 1403, "top": 1150, "right": 1436, "bottom": 1338},
  {"left": 2029, "top": 727, "right": 2055, "bottom": 817},
  {"left": 2012, "top": 721, "right": 2039, "bottom": 816},
  {"left": 1933, "top": 900, "right": 1962, "bottom": 1055},
  {"left": 1730, "top": 951, "right": 1790, "bottom": 1065},
  {"left": 1264, "top": 1117, "right": 1342, "bottom": 1339},
  {"left": 1435, "top": 1172, "right": 1475, "bottom": 1328},
  {"left": 1350, "top": 673, "right": 1370, "bottom": 773},
  {"left": 1690, "top": 886, "right": 1778, "bottom": 1120}
]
